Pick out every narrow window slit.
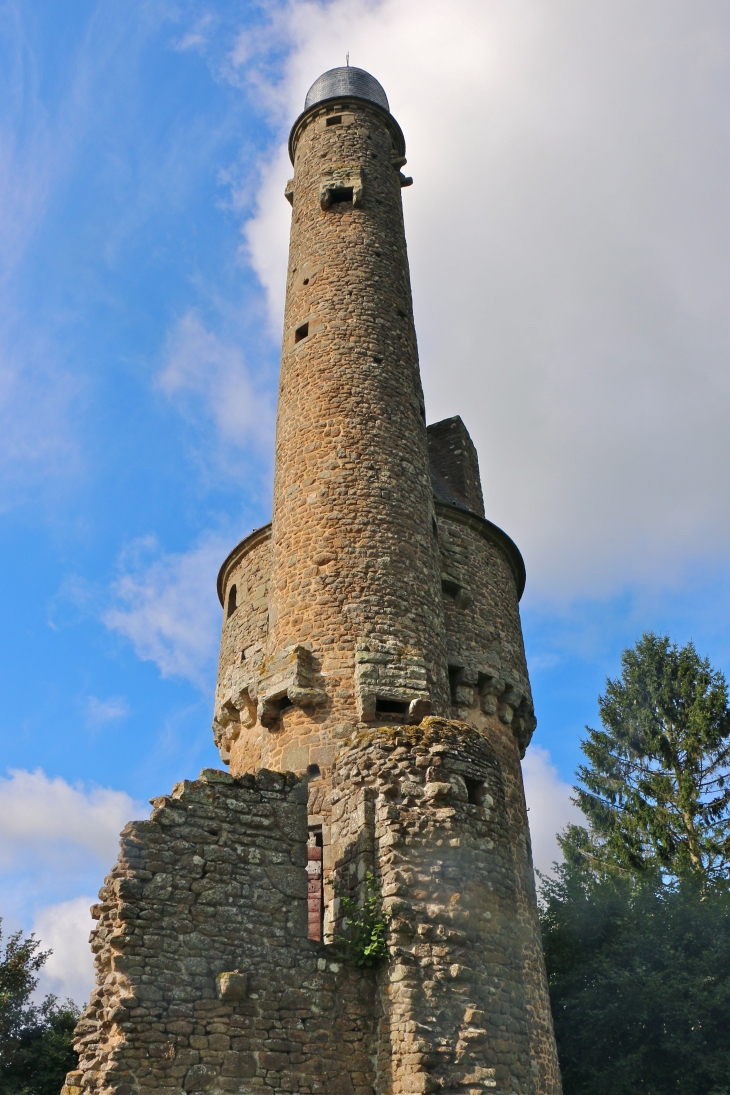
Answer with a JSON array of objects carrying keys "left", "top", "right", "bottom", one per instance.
[
  {"left": 307, "top": 828, "right": 324, "bottom": 941},
  {"left": 464, "top": 777, "right": 487, "bottom": 807},
  {"left": 448, "top": 665, "right": 462, "bottom": 703},
  {"left": 226, "top": 584, "right": 237, "bottom": 617}
]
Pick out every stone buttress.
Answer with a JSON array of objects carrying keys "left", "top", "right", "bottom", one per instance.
[{"left": 63, "top": 67, "right": 562, "bottom": 1095}]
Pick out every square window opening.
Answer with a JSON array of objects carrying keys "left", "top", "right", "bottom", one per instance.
[
  {"left": 329, "top": 186, "right": 353, "bottom": 205},
  {"left": 375, "top": 697, "right": 409, "bottom": 716},
  {"left": 295, "top": 322, "right": 309, "bottom": 343},
  {"left": 326, "top": 115, "right": 343, "bottom": 126},
  {"left": 442, "top": 579, "right": 461, "bottom": 599}
]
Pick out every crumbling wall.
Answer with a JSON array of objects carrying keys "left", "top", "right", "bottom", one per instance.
[
  {"left": 62, "top": 721, "right": 561, "bottom": 1095},
  {"left": 61, "top": 767, "right": 375, "bottom": 1095}
]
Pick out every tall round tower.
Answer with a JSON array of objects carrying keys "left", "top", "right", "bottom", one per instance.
[
  {"left": 214, "top": 67, "right": 450, "bottom": 775},
  {"left": 65, "top": 66, "right": 563, "bottom": 1095}
]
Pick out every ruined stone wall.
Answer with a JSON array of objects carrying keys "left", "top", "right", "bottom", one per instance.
[
  {"left": 63, "top": 723, "right": 561, "bottom": 1095},
  {"left": 62, "top": 767, "right": 375, "bottom": 1095}
]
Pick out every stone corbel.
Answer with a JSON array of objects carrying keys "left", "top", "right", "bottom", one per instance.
[
  {"left": 392, "top": 155, "right": 413, "bottom": 187},
  {"left": 257, "top": 644, "right": 328, "bottom": 726},
  {"left": 212, "top": 685, "right": 257, "bottom": 763},
  {"left": 284, "top": 179, "right": 295, "bottom": 205}
]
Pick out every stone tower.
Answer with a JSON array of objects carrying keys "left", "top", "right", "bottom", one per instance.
[{"left": 62, "top": 68, "right": 562, "bottom": 1095}]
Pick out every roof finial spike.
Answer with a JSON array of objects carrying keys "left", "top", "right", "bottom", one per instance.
[{"left": 346, "top": 51, "right": 349, "bottom": 67}]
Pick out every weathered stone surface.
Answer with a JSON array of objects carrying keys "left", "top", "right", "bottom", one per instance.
[{"left": 62, "top": 67, "right": 562, "bottom": 1095}]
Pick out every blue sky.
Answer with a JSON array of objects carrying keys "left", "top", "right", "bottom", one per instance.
[{"left": 2, "top": 0, "right": 730, "bottom": 1002}]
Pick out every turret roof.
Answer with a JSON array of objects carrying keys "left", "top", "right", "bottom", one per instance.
[{"left": 304, "top": 66, "right": 389, "bottom": 111}]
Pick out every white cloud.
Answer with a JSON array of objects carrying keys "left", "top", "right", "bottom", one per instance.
[
  {"left": 104, "top": 533, "right": 227, "bottom": 685},
  {"left": 0, "top": 769, "right": 143, "bottom": 1005},
  {"left": 0, "top": 768, "right": 139, "bottom": 871},
  {"left": 32, "top": 897, "right": 96, "bottom": 1007},
  {"left": 85, "top": 695, "right": 129, "bottom": 726},
  {"left": 523, "top": 746, "right": 584, "bottom": 876},
  {"left": 233, "top": 0, "right": 730, "bottom": 599},
  {"left": 158, "top": 310, "right": 275, "bottom": 460}
]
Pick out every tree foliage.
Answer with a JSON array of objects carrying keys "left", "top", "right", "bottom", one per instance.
[
  {"left": 569, "top": 632, "right": 730, "bottom": 886},
  {"left": 540, "top": 634, "right": 730, "bottom": 1094},
  {"left": 541, "top": 867, "right": 730, "bottom": 1095},
  {"left": 0, "top": 919, "right": 79, "bottom": 1095}
]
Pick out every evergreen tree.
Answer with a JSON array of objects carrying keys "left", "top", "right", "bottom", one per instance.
[
  {"left": 0, "top": 920, "right": 79, "bottom": 1095},
  {"left": 567, "top": 632, "right": 730, "bottom": 885},
  {"left": 541, "top": 867, "right": 730, "bottom": 1095},
  {"left": 540, "top": 634, "right": 730, "bottom": 1094}
]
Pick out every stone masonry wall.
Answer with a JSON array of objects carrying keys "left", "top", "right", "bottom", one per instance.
[
  {"left": 331, "top": 719, "right": 558, "bottom": 1095},
  {"left": 214, "top": 527, "right": 272, "bottom": 767},
  {"left": 62, "top": 767, "right": 375, "bottom": 1095},
  {"left": 63, "top": 722, "right": 561, "bottom": 1095},
  {"left": 436, "top": 511, "right": 534, "bottom": 757},
  {"left": 248, "top": 91, "right": 449, "bottom": 773},
  {"left": 427, "top": 419, "right": 485, "bottom": 518}
]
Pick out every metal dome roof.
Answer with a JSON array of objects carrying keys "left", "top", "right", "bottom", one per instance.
[{"left": 304, "top": 67, "right": 389, "bottom": 112}]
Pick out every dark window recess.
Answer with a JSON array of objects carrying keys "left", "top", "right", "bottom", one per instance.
[
  {"left": 307, "top": 763, "right": 321, "bottom": 778},
  {"left": 226, "top": 584, "right": 237, "bottom": 617},
  {"left": 372, "top": 355, "right": 383, "bottom": 364},
  {"left": 329, "top": 186, "right": 353, "bottom": 205},
  {"left": 375, "top": 697, "right": 409, "bottom": 716},
  {"left": 240, "top": 649, "right": 247, "bottom": 662},
  {"left": 397, "top": 309, "right": 406, "bottom": 318},
  {"left": 277, "top": 695, "right": 293, "bottom": 713},
  {"left": 303, "top": 277, "right": 309, "bottom": 284},
  {"left": 295, "top": 322, "right": 309, "bottom": 342},
  {"left": 464, "top": 777, "right": 487, "bottom": 807},
  {"left": 432, "top": 517, "right": 439, "bottom": 538},
  {"left": 326, "top": 115, "right": 342, "bottom": 126},
  {"left": 442, "top": 579, "right": 461, "bottom": 599},
  {"left": 307, "top": 828, "right": 324, "bottom": 941},
  {"left": 448, "top": 665, "right": 463, "bottom": 703}
]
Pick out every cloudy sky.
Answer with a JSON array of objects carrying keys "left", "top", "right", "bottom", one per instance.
[{"left": 1, "top": 0, "right": 729, "bottom": 1003}]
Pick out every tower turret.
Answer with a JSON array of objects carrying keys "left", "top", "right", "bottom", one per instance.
[{"left": 214, "top": 67, "right": 450, "bottom": 775}]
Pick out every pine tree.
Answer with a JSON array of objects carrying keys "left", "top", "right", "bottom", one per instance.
[
  {"left": 565, "top": 632, "right": 730, "bottom": 885},
  {"left": 540, "top": 634, "right": 730, "bottom": 1093}
]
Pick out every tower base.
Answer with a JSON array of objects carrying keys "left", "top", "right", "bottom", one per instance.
[{"left": 62, "top": 720, "right": 560, "bottom": 1095}]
